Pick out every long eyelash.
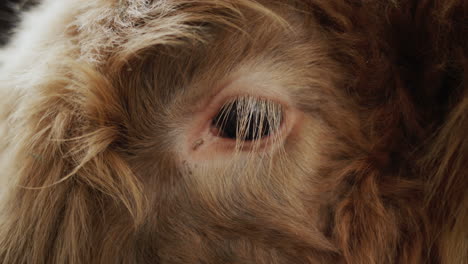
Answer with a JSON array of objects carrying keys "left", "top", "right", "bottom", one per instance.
[
  {"left": 213, "top": 96, "right": 283, "bottom": 146},
  {"left": 213, "top": 99, "right": 235, "bottom": 137}
]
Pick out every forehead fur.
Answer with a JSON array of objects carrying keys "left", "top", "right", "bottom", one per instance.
[
  {"left": 69, "top": 0, "right": 335, "bottom": 118},
  {"left": 70, "top": 0, "right": 293, "bottom": 63}
]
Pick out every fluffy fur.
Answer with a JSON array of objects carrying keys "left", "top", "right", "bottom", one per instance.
[{"left": 0, "top": 0, "right": 466, "bottom": 263}]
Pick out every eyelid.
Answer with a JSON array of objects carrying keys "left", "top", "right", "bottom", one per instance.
[{"left": 178, "top": 76, "right": 302, "bottom": 162}]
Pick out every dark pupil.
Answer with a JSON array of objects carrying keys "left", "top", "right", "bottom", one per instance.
[{"left": 212, "top": 99, "right": 280, "bottom": 141}]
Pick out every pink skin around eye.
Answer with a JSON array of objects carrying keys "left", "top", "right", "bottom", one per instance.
[{"left": 179, "top": 75, "right": 303, "bottom": 163}]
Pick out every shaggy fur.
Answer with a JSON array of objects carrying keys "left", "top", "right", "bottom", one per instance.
[{"left": 0, "top": 0, "right": 466, "bottom": 263}]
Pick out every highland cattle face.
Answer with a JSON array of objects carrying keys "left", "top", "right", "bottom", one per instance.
[{"left": 0, "top": 0, "right": 466, "bottom": 263}]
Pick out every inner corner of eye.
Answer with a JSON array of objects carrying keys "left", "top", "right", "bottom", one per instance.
[{"left": 210, "top": 96, "right": 284, "bottom": 141}]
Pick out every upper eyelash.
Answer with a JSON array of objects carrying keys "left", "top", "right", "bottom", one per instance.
[{"left": 212, "top": 96, "right": 283, "bottom": 141}]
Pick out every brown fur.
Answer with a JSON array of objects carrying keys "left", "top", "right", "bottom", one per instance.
[{"left": 0, "top": 0, "right": 466, "bottom": 263}]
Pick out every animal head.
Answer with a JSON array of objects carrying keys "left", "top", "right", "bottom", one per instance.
[{"left": 0, "top": 0, "right": 466, "bottom": 263}]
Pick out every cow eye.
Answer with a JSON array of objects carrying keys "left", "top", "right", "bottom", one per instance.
[{"left": 211, "top": 97, "right": 283, "bottom": 141}]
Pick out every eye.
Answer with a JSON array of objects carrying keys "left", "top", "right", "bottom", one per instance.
[{"left": 211, "top": 97, "right": 283, "bottom": 141}]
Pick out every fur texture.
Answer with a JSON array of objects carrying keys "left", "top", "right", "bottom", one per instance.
[{"left": 0, "top": 0, "right": 466, "bottom": 263}]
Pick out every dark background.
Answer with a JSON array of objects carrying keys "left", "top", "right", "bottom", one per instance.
[{"left": 0, "top": 0, "right": 39, "bottom": 46}]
